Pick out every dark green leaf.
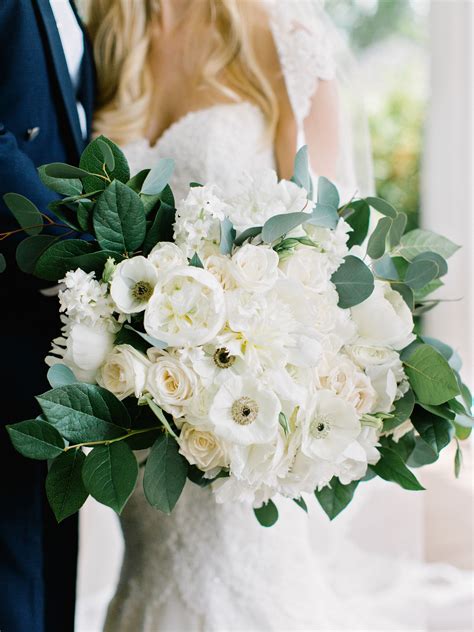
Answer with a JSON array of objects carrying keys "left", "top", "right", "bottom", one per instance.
[
  {"left": 82, "top": 442, "right": 138, "bottom": 514},
  {"left": 47, "top": 200, "right": 82, "bottom": 231},
  {"left": 411, "top": 407, "right": 454, "bottom": 455},
  {"left": 71, "top": 250, "right": 123, "bottom": 277},
  {"left": 124, "top": 324, "right": 167, "bottom": 349},
  {"left": 127, "top": 169, "right": 150, "bottom": 192},
  {"left": 189, "top": 252, "right": 204, "bottom": 268},
  {"left": 47, "top": 364, "right": 77, "bottom": 388},
  {"left": 6, "top": 419, "right": 64, "bottom": 460},
  {"left": 46, "top": 449, "right": 88, "bottom": 522},
  {"left": 254, "top": 499, "right": 279, "bottom": 526},
  {"left": 293, "top": 497, "right": 308, "bottom": 513},
  {"left": 143, "top": 434, "right": 188, "bottom": 513},
  {"left": 97, "top": 138, "right": 116, "bottom": 172},
  {"left": 34, "top": 240, "right": 98, "bottom": 281},
  {"left": 77, "top": 201, "right": 93, "bottom": 233},
  {"left": 383, "top": 389, "right": 415, "bottom": 432},
  {"left": 380, "top": 431, "right": 416, "bottom": 462},
  {"left": 367, "top": 216, "right": 392, "bottom": 259},
  {"left": 233, "top": 226, "right": 262, "bottom": 247},
  {"left": 403, "top": 344, "right": 460, "bottom": 405},
  {"left": 141, "top": 158, "right": 174, "bottom": 195},
  {"left": 391, "top": 282, "right": 414, "bottom": 311},
  {"left": 45, "top": 163, "right": 90, "bottom": 179},
  {"left": 369, "top": 447, "right": 424, "bottom": 490},
  {"left": 142, "top": 201, "right": 176, "bottom": 254},
  {"left": 406, "top": 437, "right": 439, "bottom": 467},
  {"left": 0, "top": 254, "right": 5, "bottom": 273},
  {"left": 79, "top": 136, "right": 130, "bottom": 193},
  {"left": 331, "top": 255, "right": 374, "bottom": 308},
  {"left": 15, "top": 235, "right": 59, "bottom": 273},
  {"left": 3, "top": 193, "right": 43, "bottom": 236},
  {"left": 405, "top": 259, "right": 439, "bottom": 290},
  {"left": 344, "top": 200, "right": 370, "bottom": 247},
  {"left": 38, "top": 165, "right": 82, "bottom": 196},
  {"left": 365, "top": 196, "right": 397, "bottom": 218},
  {"left": 315, "top": 477, "right": 358, "bottom": 520}
]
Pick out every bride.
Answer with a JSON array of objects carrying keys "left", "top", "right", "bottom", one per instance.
[{"left": 81, "top": 1, "right": 400, "bottom": 630}]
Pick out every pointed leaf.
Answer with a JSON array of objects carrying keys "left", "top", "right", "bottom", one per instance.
[
  {"left": 233, "top": 226, "right": 262, "bottom": 247},
  {"left": 315, "top": 477, "right": 358, "bottom": 520},
  {"left": 403, "top": 344, "right": 460, "bottom": 405},
  {"left": 143, "top": 434, "right": 188, "bottom": 514},
  {"left": 141, "top": 158, "right": 175, "bottom": 195},
  {"left": 3, "top": 193, "right": 43, "bottom": 235},
  {"left": 261, "top": 211, "right": 310, "bottom": 243},
  {"left": 46, "top": 449, "right": 88, "bottom": 522},
  {"left": 411, "top": 407, "right": 454, "bottom": 455},
  {"left": 79, "top": 136, "right": 130, "bottom": 192},
  {"left": 97, "top": 138, "right": 115, "bottom": 172},
  {"left": 370, "top": 447, "right": 424, "bottom": 490},
  {"left": 6, "top": 419, "right": 64, "bottom": 460},
  {"left": 38, "top": 165, "right": 82, "bottom": 196},
  {"left": 345, "top": 200, "right": 370, "bottom": 247},
  {"left": 45, "top": 163, "right": 90, "bottom": 179},
  {"left": 398, "top": 229, "right": 459, "bottom": 260}
]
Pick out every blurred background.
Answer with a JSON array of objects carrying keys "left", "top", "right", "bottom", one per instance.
[{"left": 77, "top": 1, "right": 473, "bottom": 630}]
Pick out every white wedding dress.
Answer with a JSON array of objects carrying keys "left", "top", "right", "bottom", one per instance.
[{"left": 102, "top": 6, "right": 470, "bottom": 632}]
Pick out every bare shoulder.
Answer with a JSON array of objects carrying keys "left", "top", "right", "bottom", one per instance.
[{"left": 246, "top": 2, "right": 281, "bottom": 83}]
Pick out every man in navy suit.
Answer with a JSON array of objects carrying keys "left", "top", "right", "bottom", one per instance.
[{"left": 0, "top": 1, "right": 94, "bottom": 630}]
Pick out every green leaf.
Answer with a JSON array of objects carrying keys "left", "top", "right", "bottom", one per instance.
[
  {"left": 37, "top": 383, "right": 130, "bottom": 443},
  {"left": 367, "top": 216, "right": 392, "bottom": 259},
  {"left": 315, "top": 477, "right": 359, "bottom": 520},
  {"left": 82, "top": 443, "right": 138, "bottom": 514},
  {"left": 254, "top": 499, "right": 279, "bottom": 526},
  {"left": 406, "top": 437, "right": 439, "bottom": 467},
  {"left": 47, "top": 364, "right": 77, "bottom": 388},
  {"left": 391, "top": 282, "right": 414, "bottom": 311},
  {"left": 405, "top": 258, "right": 439, "bottom": 290},
  {"left": 141, "top": 158, "right": 175, "bottom": 195},
  {"left": 374, "top": 254, "right": 399, "bottom": 281},
  {"left": 47, "top": 200, "right": 82, "bottom": 231},
  {"left": 365, "top": 196, "right": 397, "bottom": 218},
  {"left": 45, "top": 163, "right": 90, "bottom": 179},
  {"left": 97, "top": 138, "right": 115, "bottom": 172},
  {"left": 398, "top": 229, "right": 460, "bottom": 261},
  {"left": 262, "top": 211, "right": 310, "bottom": 243},
  {"left": 143, "top": 434, "right": 188, "bottom": 514},
  {"left": 233, "top": 226, "right": 262, "bottom": 247},
  {"left": 124, "top": 324, "right": 167, "bottom": 350},
  {"left": 307, "top": 203, "right": 339, "bottom": 229},
  {"left": 220, "top": 218, "right": 236, "bottom": 255},
  {"left": 79, "top": 136, "right": 130, "bottom": 193},
  {"left": 93, "top": 180, "right": 146, "bottom": 253},
  {"left": 46, "top": 449, "right": 88, "bottom": 522},
  {"left": 411, "top": 407, "right": 454, "bottom": 455},
  {"left": 6, "top": 419, "right": 64, "bottom": 460},
  {"left": 421, "top": 336, "right": 453, "bottom": 361},
  {"left": 15, "top": 235, "right": 59, "bottom": 273},
  {"left": 381, "top": 431, "right": 416, "bottom": 462},
  {"left": 292, "top": 146, "right": 312, "bottom": 196},
  {"left": 34, "top": 239, "right": 98, "bottom": 281},
  {"left": 413, "top": 251, "right": 447, "bottom": 278},
  {"left": 189, "top": 252, "right": 204, "bottom": 268},
  {"left": 389, "top": 212, "right": 408, "bottom": 249},
  {"left": 77, "top": 201, "right": 93, "bottom": 232},
  {"left": 454, "top": 442, "right": 463, "bottom": 477},
  {"left": 38, "top": 164, "right": 82, "bottom": 197},
  {"left": 3, "top": 193, "right": 43, "bottom": 236},
  {"left": 383, "top": 389, "right": 415, "bottom": 433},
  {"left": 0, "top": 253, "right": 5, "bottom": 273},
  {"left": 331, "top": 255, "right": 375, "bottom": 309},
  {"left": 127, "top": 169, "right": 150, "bottom": 192},
  {"left": 142, "top": 202, "right": 176, "bottom": 254},
  {"left": 344, "top": 200, "right": 370, "bottom": 247},
  {"left": 278, "top": 411, "right": 290, "bottom": 435},
  {"left": 293, "top": 497, "right": 308, "bottom": 513},
  {"left": 403, "top": 344, "right": 460, "bottom": 405},
  {"left": 317, "top": 176, "right": 339, "bottom": 209},
  {"left": 369, "top": 447, "right": 424, "bottom": 490}
]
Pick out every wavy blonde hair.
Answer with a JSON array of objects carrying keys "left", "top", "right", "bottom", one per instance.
[{"left": 82, "top": 0, "right": 278, "bottom": 145}]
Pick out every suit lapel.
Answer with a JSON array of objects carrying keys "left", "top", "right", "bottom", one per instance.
[{"left": 33, "top": 0, "right": 84, "bottom": 158}]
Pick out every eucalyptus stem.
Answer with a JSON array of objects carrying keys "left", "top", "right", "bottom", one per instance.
[{"left": 63, "top": 424, "right": 163, "bottom": 452}]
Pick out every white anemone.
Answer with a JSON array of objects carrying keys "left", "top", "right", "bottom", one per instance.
[{"left": 110, "top": 256, "right": 158, "bottom": 314}]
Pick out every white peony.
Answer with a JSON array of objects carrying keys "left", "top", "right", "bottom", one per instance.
[
  {"left": 178, "top": 422, "right": 228, "bottom": 472},
  {"left": 230, "top": 244, "right": 279, "bottom": 291},
  {"left": 98, "top": 344, "right": 150, "bottom": 400},
  {"left": 300, "top": 389, "right": 361, "bottom": 461},
  {"left": 147, "top": 242, "right": 187, "bottom": 274},
  {"left": 351, "top": 281, "right": 415, "bottom": 350},
  {"left": 146, "top": 349, "right": 197, "bottom": 417},
  {"left": 110, "top": 256, "right": 158, "bottom": 314},
  {"left": 144, "top": 266, "right": 225, "bottom": 347},
  {"left": 209, "top": 376, "right": 280, "bottom": 446},
  {"left": 279, "top": 246, "right": 333, "bottom": 294}
]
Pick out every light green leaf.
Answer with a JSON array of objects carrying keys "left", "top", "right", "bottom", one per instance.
[
  {"left": 331, "top": 255, "right": 375, "bottom": 309},
  {"left": 405, "top": 258, "right": 439, "bottom": 290},
  {"left": 370, "top": 447, "right": 424, "bottom": 490},
  {"left": 315, "top": 477, "right": 359, "bottom": 520},
  {"left": 317, "top": 176, "right": 339, "bottom": 209},
  {"left": 141, "top": 158, "right": 175, "bottom": 195},
  {"left": 403, "top": 344, "right": 460, "bottom": 405},
  {"left": 220, "top": 218, "right": 236, "bottom": 255},
  {"left": 365, "top": 196, "right": 397, "bottom": 218},
  {"left": 47, "top": 364, "right": 77, "bottom": 388},
  {"left": 454, "top": 442, "right": 463, "bottom": 477},
  {"left": 411, "top": 407, "right": 454, "bottom": 455},
  {"left": 143, "top": 434, "right": 188, "bottom": 514},
  {"left": 262, "top": 211, "right": 310, "bottom": 243},
  {"left": 389, "top": 212, "right": 407, "bottom": 249},
  {"left": 292, "top": 146, "right": 312, "bottom": 196},
  {"left": 46, "top": 449, "right": 88, "bottom": 522},
  {"left": 306, "top": 202, "right": 339, "bottom": 229},
  {"left": 6, "top": 419, "right": 64, "bottom": 460},
  {"left": 374, "top": 254, "right": 399, "bottom": 281},
  {"left": 254, "top": 499, "right": 279, "bottom": 526},
  {"left": 3, "top": 193, "right": 43, "bottom": 236},
  {"left": 82, "top": 443, "right": 138, "bottom": 514},
  {"left": 38, "top": 164, "right": 82, "bottom": 197},
  {"left": 79, "top": 136, "right": 130, "bottom": 193},
  {"left": 97, "top": 138, "right": 115, "bottom": 172},
  {"left": 367, "top": 216, "right": 392, "bottom": 259},
  {"left": 398, "top": 229, "right": 460, "bottom": 260}
]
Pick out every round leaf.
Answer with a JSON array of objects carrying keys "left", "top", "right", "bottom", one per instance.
[
  {"left": 331, "top": 255, "right": 375, "bottom": 309},
  {"left": 405, "top": 258, "right": 439, "bottom": 290},
  {"left": 6, "top": 419, "right": 64, "bottom": 460},
  {"left": 97, "top": 138, "right": 116, "bottom": 172},
  {"left": 261, "top": 211, "right": 310, "bottom": 243},
  {"left": 254, "top": 499, "right": 279, "bottom": 526},
  {"left": 3, "top": 193, "right": 43, "bottom": 236},
  {"left": 317, "top": 176, "right": 339, "bottom": 209},
  {"left": 46, "top": 449, "right": 88, "bottom": 522},
  {"left": 16, "top": 234, "right": 59, "bottom": 273},
  {"left": 47, "top": 364, "right": 77, "bottom": 388}
]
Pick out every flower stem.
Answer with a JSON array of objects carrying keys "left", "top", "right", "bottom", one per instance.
[
  {"left": 146, "top": 397, "right": 178, "bottom": 439},
  {"left": 63, "top": 425, "right": 163, "bottom": 452}
]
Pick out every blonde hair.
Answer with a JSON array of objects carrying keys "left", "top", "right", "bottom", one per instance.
[{"left": 83, "top": 0, "right": 278, "bottom": 145}]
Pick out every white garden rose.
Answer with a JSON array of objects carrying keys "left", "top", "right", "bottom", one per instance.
[
  {"left": 279, "top": 246, "right": 333, "bottom": 293},
  {"left": 147, "top": 242, "right": 187, "bottom": 274},
  {"left": 300, "top": 389, "right": 361, "bottom": 461},
  {"left": 346, "top": 344, "right": 400, "bottom": 369},
  {"left": 204, "top": 254, "right": 237, "bottom": 291},
  {"left": 230, "top": 244, "right": 280, "bottom": 291},
  {"left": 209, "top": 376, "right": 280, "bottom": 446},
  {"left": 178, "top": 423, "right": 228, "bottom": 472},
  {"left": 98, "top": 344, "right": 150, "bottom": 400},
  {"left": 351, "top": 280, "right": 415, "bottom": 350},
  {"left": 110, "top": 256, "right": 158, "bottom": 314},
  {"left": 146, "top": 349, "right": 197, "bottom": 417},
  {"left": 144, "top": 266, "right": 225, "bottom": 346}
]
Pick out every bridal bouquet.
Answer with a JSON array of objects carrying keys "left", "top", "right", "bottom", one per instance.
[{"left": 3, "top": 137, "right": 472, "bottom": 526}]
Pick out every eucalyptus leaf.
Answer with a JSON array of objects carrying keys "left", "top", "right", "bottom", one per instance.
[
  {"left": 344, "top": 200, "right": 370, "bottom": 247},
  {"left": 3, "top": 193, "right": 43, "bottom": 236},
  {"left": 15, "top": 235, "right": 59, "bottom": 273},
  {"left": 141, "top": 158, "right": 175, "bottom": 195},
  {"left": 373, "top": 254, "right": 399, "bottom": 281},
  {"left": 189, "top": 252, "right": 204, "bottom": 268},
  {"left": 369, "top": 447, "right": 424, "bottom": 490},
  {"left": 389, "top": 212, "right": 408, "bottom": 249},
  {"left": 38, "top": 165, "right": 82, "bottom": 196},
  {"left": 331, "top": 255, "right": 374, "bottom": 309},
  {"left": 47, "top": 364, "right": 77, "bottom": 388},
  {"left": 398, "top": 229, "right": 460, "bottom": 260},
  {"left": 403, "top": 344, "right": 460, "bottom": 405},
  {"left": 367, "top": 216, "right": 392, "bottom": 260},
  {"left": 45, "top": 163, "right": 90, "bottom": 179},
  {"left": 391, "top": 282, "right": 414, "bottom": 311},
  {"left": 306, "top": 202, "right": 338, "bottom": 229},
  {"left": 262, "top": 211, "right": 310, "bottom": 243},
  {"left": 46, "top": 449, "right": 88, "bottom": 522},
  {"left": 6, "top": 419, "right": 64, "bottom": 460},
  {"left": 365, "top": 196, "right": 397, "bottom": 218},
  {"left": 292, "top": 146, "right": 312, "bottom": 196},
  {"left": 315, "top": 477, "right": 358, "bottom": 520},
  {"left": 143, "top": 434, "right": 188, "bottom": 514},
  {"left": 79, "top": 136, "right": 130, "bottom": 192},
  {"left": 412, "top": 251, "right": 447, "bottom": 278},
  {"left": 220, "top": 218, "right": 236, "bottom": 255},
  {"left": 97, "top": 138, "right": 116, "bottom": 172},
  {"left": 405, "top": 258, "right": 439, "bottom": 290},
  {"left": 233, "top": 226, "right": 262, "bottom": 247},
  {"left": 317, "top": 176, "right": 339, "bottom": 209},
  {"left": 254, "top": 499, "right": 279, "bottom": 526}
]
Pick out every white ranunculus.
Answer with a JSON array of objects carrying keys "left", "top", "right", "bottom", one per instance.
[
  {"left": 110, "top": 256, "right": 158, "bottom": 314},
  {"left": 178, "top": 423, "right": 228, "bottom": 472},
  {"left": 46, "top": 320, "right": 114, "bottom": 383},
  {"left": 144, "top": 266, "right": 225, "bottom": 347},
  {"left": 279, "top": 246, "right": 333, "bottom": 294},
  {"left": 230, "top": 244, "right": 279, "bottom": 291},
  {"left": 300, "top": 389, "right": 361, "bottom": 461},
  {"left": 146, "top": 349, "right": 197, "bottom": 417},
  {"left": 351, "top": 280, "right": 415, "bottom": 350},
  {"left": 147, "top": 242, "right": 187, "bottom": 274},
  {"left": 98, "top": 344, "right": 150, "bottom": 400},
  {"left": 209, "top": 376, "right": 280, "bottom": 446}
]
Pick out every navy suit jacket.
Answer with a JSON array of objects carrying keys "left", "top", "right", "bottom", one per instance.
[{"left": 0, "top": 2, "right": 94, "bottom": 631}]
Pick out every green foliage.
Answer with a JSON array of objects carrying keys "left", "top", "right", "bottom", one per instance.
[
  {"left": 382, "top": 389, "right": 415, "bottom": 433},
  {"left": 254, "top": 499, "right": 279, "bottom": 526},
  {"left": 3, "top": 193, "right": 42, "bottom": 236},
  {"left": 398, "top": 229, "right": 459, "bottom": 261},
  {"left": 403, "top": 344, "right": 460, "bottom": 405},
  {"left": 291, "top": 146, "right": 313, "bottom": 197},
  {"left": 141, "top": 158, "right": 174, "bottom": 195},
  {"left": 220, "top": 218, "right": 236, "bottom": 255},
  {"left": 6, "top": 420, "right": 64, "bottom": 460},
  {"left": 16, "top": 235, "right": 59, "bottom": 273},
  {"left": 331, "top": 255, "right": 374, "bottom": 308},
  {"left": 79, "top": 135, "right": 130, "bottom": 193},
  {"left": 38, "top": 164, "right": 82, "bottom": 196},
  {"left": 411, "top": 406, "right": 454, "bottom": 455},
  {"left": 47, "top": 364, "right": 77, "bottom": 388},
  {"left": 293, "top": 497, "right": 308, "bottom": 513},
  {"left": 143, "top": 434, "right": 188, "bottom": 514},
  {"left": 344, "top": 200, "right": 370, "bottom": 247},
  {"left": 370, "top": 447, "right": 424, "bottom": 490},
  {"left": 315, "top": 477, "right": 359, "bottom": 520},
  {"left": 0, "top": 253, "right": 6, "bottom": 273},
  {"left": 46, "top": 449, "right": 88, "bottom": 522},
  {"left": 366, "top": 215, "right": 392, "bottom": 259}
]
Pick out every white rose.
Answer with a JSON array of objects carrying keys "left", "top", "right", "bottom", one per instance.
[
  {"left": 279, "top": 247, "right": 332, "bottom": 293},
  {"left": 110, "top": 256, "right": 158, "bottom": 314},
  {"left": 146, "top": 350, "right": 197, "bottom": 417},
  {"left": 300, "top": 389, "right": 361, "bottom": 461},
  {"left": 351, "top": 281, "right": 415, "bottom": 350},
  {"left": 230, "top": 244, "right": 279, "bottom": 291},
  {"left": 209, "top": 376, "right": 280, "bottom": 446},
  {"left": 346, "top": 344, "right": 400, "bottom": 369},
  {"left": 204, "top": 254, "right": 237, "bottom": 291},
  {"left": 178, "top": 423, "right": 228, "bottom": 472},
  {"left": 98, "top": 344, "right": 150, "bottom": 400},
  {"left": 144, "top": 266, "right": 225, "bottom": 346},
  {"left": 148, "top": 242, "right": 187, "bottom": 274}
]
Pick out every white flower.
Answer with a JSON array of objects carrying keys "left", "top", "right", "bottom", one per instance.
[
  {"left": 304, "top": 218, "right": 351, "bottom": 270},
  {"left": 351, "top": 281, "right": 415, "bottom": 350},
  {"left": 335, "top": 427, "right": 380, "bottom": 484},
  {"left": 209, "top": 376, "right": 280, "bottom": 446},
  {"left": 46, "top": 319, "right": 114, "bottom": 383},
  {"left": 178, "top": 423, "right": 228, "bottom": 472},
  {"left": 279, "top": 246, "right": 333, "bottom": 294},
  {"left": 230, "top": 244, "right": 279, "bottom": 291},
  {"left": 204, "top": 254, "right": 236, "bottom": 291},
  {"left": 144, "top": 266, "right": 225, "bottom": 347},
  {"left": 148, "top": 242, "right": 187, "bottom": 274},
  {"left": 300, "top": 389, "right": 361, "bottom": 461},
  {"left": 110, "top": 256, "right": 158, "bottom": 314},
  {"left": 59, "top": 268, "right": 114, "bottom": 325},
  {"left": 98, "top": 344, "right": 150, "bottom": 400},
  {"left": 173, "top": 184, "right": 229, "bottom": 259},
  {"left": 146, "top": 349, "right": 197, "bottom": 417}
]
